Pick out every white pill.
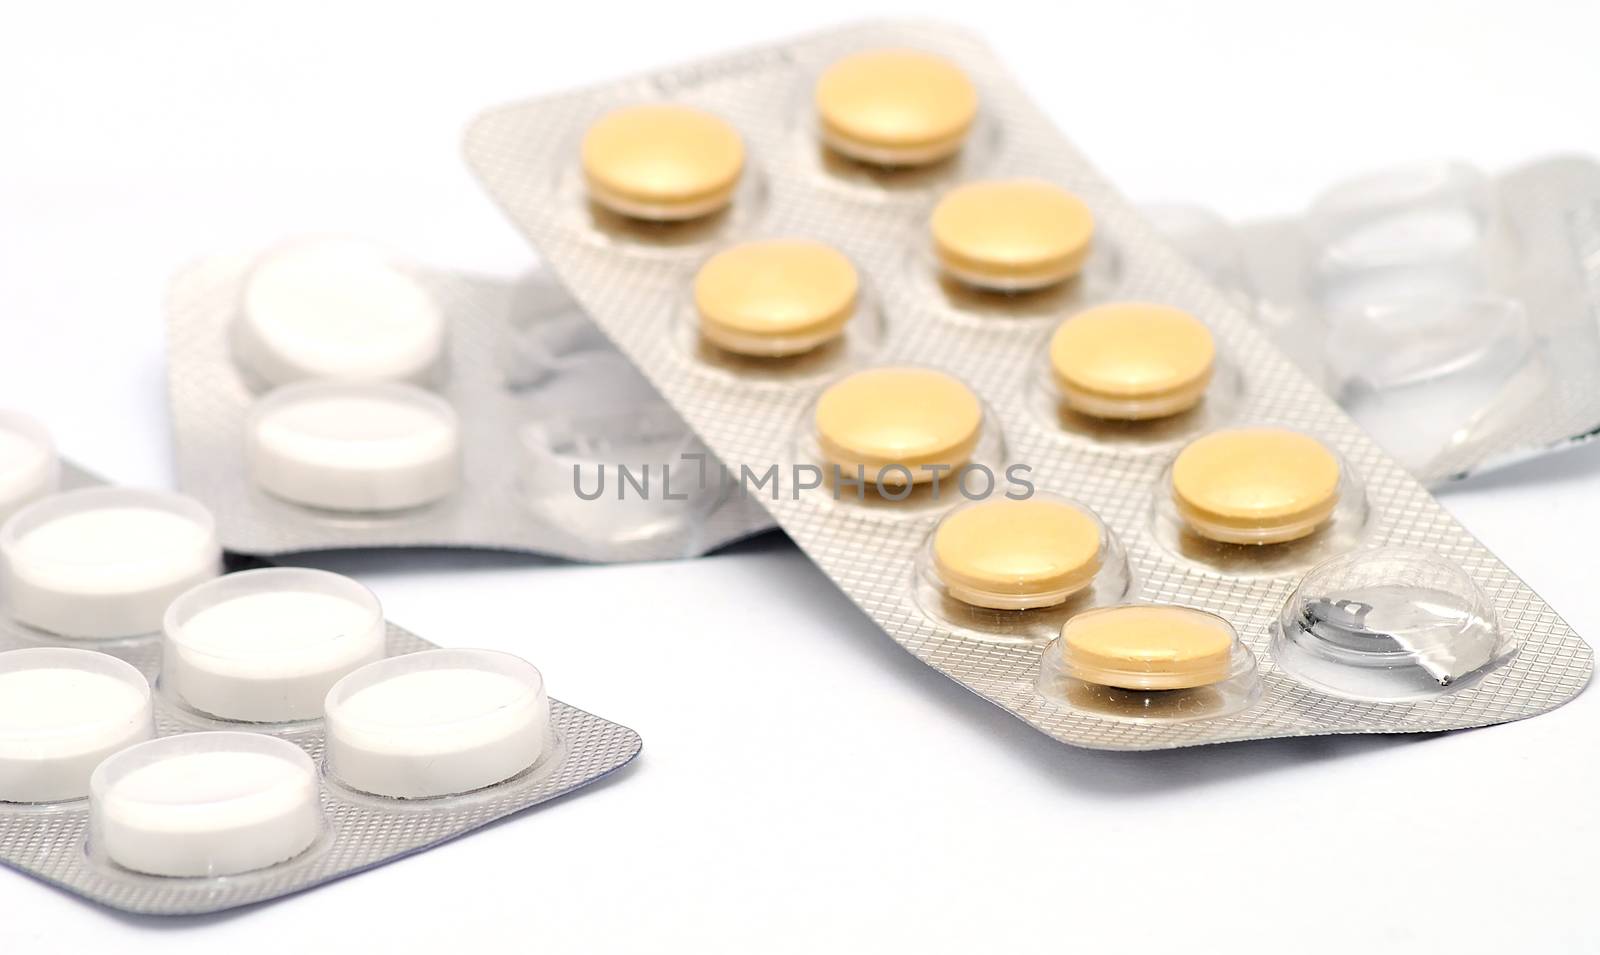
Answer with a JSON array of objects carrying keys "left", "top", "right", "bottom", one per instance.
[
  {"left": 325, "top": 649, "right": 549, "bottom": 799},
  {"left": 91, "top": 732, "right": 321, "bottom": 877},
  {"left": 247, "top": 380, "right": 460, "bottom": 512},
  {"left": 0, "top": 648, "right": 154, "bottom": 803},
  {"left": 162, "top": 568, "right": 386, "bottom": 723},
  {"left": 0, "top": 411, "right": 58, "bottom": 524},
  {"left": 234, "top": 237, "right": 446, "bottom": 387},
  {"left": 0, "top": 488, "right": 221, "bottom": 638}
]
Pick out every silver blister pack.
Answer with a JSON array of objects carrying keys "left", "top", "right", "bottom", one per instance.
[
  {"left": 165, "top": 243, "right": 772, "bottom": 561},
  {"left": 0, "top": 462, "right": 641, "bottom": 914},
  {"left": 1153, "top": 156, "right": 1600, "bottom": 485},
  {"left": 462, "top": 20, "right": 1592, "bottom": 749}
]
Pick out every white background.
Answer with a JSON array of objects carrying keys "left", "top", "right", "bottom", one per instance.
[{"left": 4, "top": 1, "right": 1600, "bottom": 952}]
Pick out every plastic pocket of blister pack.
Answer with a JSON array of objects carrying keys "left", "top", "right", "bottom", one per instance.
[
  {"left": 165, "top": 237, "right": 773, "bottom": 562},
  {"left": 1151, "top": 155, "right": 1600, "bottom": 484}
]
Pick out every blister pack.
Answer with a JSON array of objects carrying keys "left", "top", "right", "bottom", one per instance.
[
  {"left": 165, "top": 237, "right": 772, "bottom": 562},
  {"left": 1150, "top": 155, "right": 1600, "bottom": 484},
  {"left": 0, "top": 416, "right": 640, "bottom": 914},
  {"left": 463, "top": 20, "right": 1592, "bottom": 749}
]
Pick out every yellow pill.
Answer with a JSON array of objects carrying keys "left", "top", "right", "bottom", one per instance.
[
  {"left": 814, "top": 49, "right": 979, "bottom": 167},
  {"left": 694, "top": 239, "right": 860, "bottom": 357},
  {"left": 1060, "top": 604, "right": 1237, "bottom": 690},
  {"left": 580, "top": 104, "right": 745, "bottom": 221},
  {"left": 930, "top": 179, "right": 1095, "bottom": 291},
  {"left": 814, "top": 368, "right": 982, "bottom": 483},
  {"left": 1049, "top": 302, "right": 1216, "bottom": 420},
  {"left": 932, "top": 497, "right": 1103, "bottom": 610},
  {"left": 1171, "top": 428, "right": 1342, "bottom": 544}
]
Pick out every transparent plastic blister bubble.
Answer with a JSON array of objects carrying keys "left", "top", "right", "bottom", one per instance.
[
  {"left": 165, "top": 237, "right": 774, "bottom": 561},
  {"left": 465, "top": 20, "right": 1590, "bottom": 749},
  {"left": 0, "top": 647, "right": 154, "bottom": 803},
  {"left": 1036, "top": 605, "right": 1262, "bottom": 723},
  {"left": 908, "top": 227, "right": 1125, "bottom": 326},
  {"left": 323, "top": 649, "right": 550, "bottom": 800},
  {"left": 788, "top": 367, "right": 1011, "bottom": 523},
  {"left": 160, "top": 567, "right": 387, "bottom": 723},
  {"left": 911, "top": 493, "right": 1133, "bottom": 644},
  {"left": 0, "top": 460, "right": 641, "bottom": 914},
  {"left": 792, "top": 46, "right": 1004, "bottom": 203},
  {"left": 1148, "top": 427, "right": 1376, "bottom": 579},
  {"left": 1151, "top": 155, "right": 1600, "bottom": 484},
  {"left": 0, "top": 410, "right": 60, "bottom": 524},
  {"left": 0, "top": 486, "right": 222, "bottom": 640},
  {"left": 1025, "top": 325, "right": 1246, "bottom": 453},
  {"left": 1271, "top": 548, "right": 1516, "bottom": 701},
  {"left": 89, "top": 732, "right": 324, "bottom": 879},
  {"left": 673, "top": 243, "right": 890, "bottom": 387}
]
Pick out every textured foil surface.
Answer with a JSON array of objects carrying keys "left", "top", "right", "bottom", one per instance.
[
  {"left": 1228, "top": 156, "right": 1600, "bottom": 485},
  {"left": 0, "top": 463, "right": 642, "bottom": 914},
  {"left": 166, "top": 250, "right": 773, "bottom": 562},
  {"left": 463, "top": 20, "right": 1591, "bottom": 749}
]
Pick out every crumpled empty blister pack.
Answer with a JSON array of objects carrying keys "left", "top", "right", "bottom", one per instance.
[
  {"left": 462, "top": 20, "right": 1592, "bottom": 749},
  {"left": 1150, "top": 156, "right": 1600, "bottom": 484},
  {"left": 165, "top": 237, "right": 772, "bottom": 562},
  {"left": 0, "top": 440, "right": 640, "bottom": 914}
]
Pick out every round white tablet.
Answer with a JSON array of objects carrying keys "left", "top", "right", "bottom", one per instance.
[
  {"left": 91, "top": 732, "right": 321, "bottom": 877},
  {"left": 0, "top": 488, "right": 221, "bottom": 638},
  {"left": 0, "top": 648, "right": 153, "bottom": 803},
  {"left": 324, "top": 649, "right": 549, "bottom": 799},
  {"left": 163, "top": 568, "right": 387, "bottom": 723},
  {"left": 234, "top": 237, "right": 446, "bottom": 387},
  {"left": 247, "top": 380, "right": 461, "bottom": 512},
  {"left": 0, "top": 411, "right": 58, "bottom": 524}
]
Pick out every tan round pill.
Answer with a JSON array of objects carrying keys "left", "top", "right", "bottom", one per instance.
[
  {"left": 1171, "top": 428, "right": 1342, "bottom": 544},
  {"left": 580, "top": 104, "right": 745, "bottom": 221},
  {"left": 932, "top": 497, "right": 1103, "bottom": 610},
  {"left": 694, "top": 239, "right": 860, "bottom": 356},
  {"left": 1060, "top": 604, "right": 1237, "bottom": 690},
  {"left": 1049, "top": 302, "right": 1216, "bottom": 420},
  {"left": 814, "top": 368, "right": 982, "bottom": 483},
  {"left": 930, "top": 179, "right": 1095, "bottom": 291},
  {"left": 814, "top": 48, "right": 979, "bottom": 166}
]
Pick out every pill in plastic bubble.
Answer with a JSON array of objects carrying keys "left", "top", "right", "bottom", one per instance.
[
  {"left": 814, "top": 48, "right": 978, "bottom": 166},
  {"left": 930, "top": 179, "right": 1095, "bottom": 291},
  {"left": 163, "top": 568, "right": 387, "bottom": 723},
  {"left": 91, "top": 732, "right": 320, "bottom": 877},
  {"left": 0, "top": 411, "right": 58, "bottom": 524},
  {"left": 247, "top": 380, "right": 461, "bottom": 513},
  {"left": 0, "top": 648, "right": 153, "bottom": 803},
  {"left": 580, "top": 104, "right": 745, "bottom": 221},
  {"left": 235, "top": 238, "right": 446, "bottom": 387},
  {"left": 694, "top": 238, "right": 859, "bottom": 356},
  {"left": 1059, "top": 604, "right": 1238, "bottom": 690},
  {"left": 814, "top": 368, "right": 982, "bottom": 483},
  {"left": 1171, "top": 427, "right": 1342, "bottom": 545},
  {"left": 932, "top": 496, "right": 1103, "bottom": 609},
  {"left": 1049, "top": 302, "right": 1216, "bottom": 420},
  {"left": 324, "top": 649, "right": 549, "bottom": 799},
  {"left": 0, "top": 488, "right": 221, "bottom": 639}
]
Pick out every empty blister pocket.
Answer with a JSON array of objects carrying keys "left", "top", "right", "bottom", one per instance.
[{"left": 1154, "top": 156, "right": 1600, "bottom": 484}]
